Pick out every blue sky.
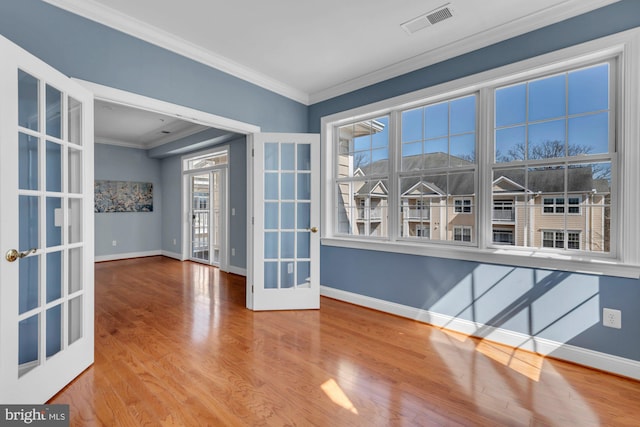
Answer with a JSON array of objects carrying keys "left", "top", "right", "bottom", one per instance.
[{"left": 348, "top": 62, "right": 609, "bottom": 167}]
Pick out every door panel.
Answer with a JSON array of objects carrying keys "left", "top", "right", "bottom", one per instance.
[
  {"left": 0, "top": 35, "right": 94, "bottom": 404},
  {"left": 250, "top": 133, "right": 319, "bottom": 311}
]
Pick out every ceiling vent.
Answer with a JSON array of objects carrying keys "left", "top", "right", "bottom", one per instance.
[{"left": 401, "top": 4, "right": 454, "bottom": 35}]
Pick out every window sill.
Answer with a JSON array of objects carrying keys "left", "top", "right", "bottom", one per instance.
[{"left": 321, "top": 237, "right": 640, "bottom": 279}]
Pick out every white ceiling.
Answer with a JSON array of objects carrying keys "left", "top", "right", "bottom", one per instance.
[
  {"left": 45, "top": 0, "right": 618, "bottom": 105},
  {"left": 94, "top": 100, "right": 209, "bottom": 149}
]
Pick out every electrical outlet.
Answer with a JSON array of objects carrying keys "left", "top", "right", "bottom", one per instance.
[
  {"left": 172, "top": 238, "right": 177, "bottom": 245},
  {"left": 603, "top": 308, "right": 621, "bottom": 329},
  {"left": 112, "top": 240, "right": 117, "bottom": 247},
  {"left": 231, "top": 248, "right": 235, "bottom": 256}
]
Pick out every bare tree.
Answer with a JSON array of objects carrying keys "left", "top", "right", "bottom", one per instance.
[{"left": 497, "top": 140, "right": 593, "bottom": 162}]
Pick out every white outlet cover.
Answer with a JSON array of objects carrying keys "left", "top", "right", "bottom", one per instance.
[{"left": 603, "top": 308, "right": 622, "bottom": 329}]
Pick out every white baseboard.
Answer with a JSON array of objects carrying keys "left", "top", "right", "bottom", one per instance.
[
  {"left": 161, "top": 250, "right": 183, "bottom": 260},
  {"left": 320, "top": 285, "right": 640, "bottom": 381},
  {"left": 95, "top": 250, "right": 162, "bottom": 262},
  {"left": 227, "top": 265, "right": 247, "bottom": 276}
]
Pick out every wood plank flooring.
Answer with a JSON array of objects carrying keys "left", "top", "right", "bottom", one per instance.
[{"left": 49, "top": 256, "right": 640, "bottom": 426}]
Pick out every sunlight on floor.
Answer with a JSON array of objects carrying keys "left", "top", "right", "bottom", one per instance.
[
  {"left": 438, "top": 327, "right": 543, "bottom": 381},
  {"left": 475, "top": 339, "right": 544, "bottom": 382},
  {"left": 431, "top": 330, "right": 600, "bottom": 425},
  {"left": 321, "top": 379, "right": 359, "bottom": 415}
]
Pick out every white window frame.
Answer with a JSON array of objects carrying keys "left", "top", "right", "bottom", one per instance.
[
  {"left": 542, "top": 230, "right": 581, "bottom": 250},
  {"left": 493, "top": 228, "right": 515, "bottom": 245},
  {"left": 454, "top": 225, "right": 473, "bottom": 242},
  {"left": 454, "top": 198, "right": 473, "bottom": 214},
  {"left": 182, "top": 145, "right": 230, "bottom": 269},
  {"left": 416, "top": 225, "right": 430, "bottom": 238},
  {"left": 321, "top": 28, "right": 640, "bottom": 278},
  {"left": 542, "top": 196, "right": 582, "bottom": 215}
]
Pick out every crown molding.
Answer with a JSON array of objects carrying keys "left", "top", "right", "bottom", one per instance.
[
  {"left": 42, "top": 0, "right": 309, "bottom": 104},
  {"left": 44, "top": 0, "right": 619, "bottom": 107},
  {"left": 307, "top": 0, "right": 621, "bottom": 104},
  {"left": 95, "top": 136, "right": 145, "bottom": 149}
]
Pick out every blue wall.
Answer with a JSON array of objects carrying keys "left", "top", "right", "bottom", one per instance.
[
  {"left": 312, "top": 0, "right": 640, "bottom": 363},
  {"left": 159, "top": 135, "right": 247, "bottom": 270},
  {"left": 94, "top": 144, "right": 162, "bottom": 257},
  {"left": 0, "top": 0, "right": 307, "bottom": 133}
]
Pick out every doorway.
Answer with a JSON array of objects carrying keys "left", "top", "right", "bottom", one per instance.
[
  {"left": 184, "top": 147, "right": 228, "bottom": 268},
  {"left": 75, "top": 79, "right": 259, "bottom": 275}
]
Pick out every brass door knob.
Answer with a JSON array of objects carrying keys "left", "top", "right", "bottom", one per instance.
[
  {"left": 5, "top": 248, "right": 37, "bottom": 262},
  {"left": 309, "top": 227, "right": 318, "bottom": 233}
]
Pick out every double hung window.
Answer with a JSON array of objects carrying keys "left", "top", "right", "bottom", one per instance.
[
  {"left": 323, "top": 32, "right": 640, "bottom": 276},
  {"left": 335, "top": 117, "right": 390, "bottom": 238}
]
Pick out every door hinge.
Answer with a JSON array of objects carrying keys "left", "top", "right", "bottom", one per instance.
[
  {"left": 251, "top": 148, "right": 255, "bottom": 157},
  {"left": 252, "top": 216, "right": 254, "bottom": 225},
  {"left": 252, "top": 285, "right": 254, "bottom": 293}
]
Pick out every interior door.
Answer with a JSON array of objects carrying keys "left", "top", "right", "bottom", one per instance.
[
  {"left": 249, "top": 133, "right": 320, "bottom": 310},
  {"left": 0, "top": 35, "right": 94, "bottom": 403}
]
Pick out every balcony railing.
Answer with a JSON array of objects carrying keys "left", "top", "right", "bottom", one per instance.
[
  {"left": 402, "top": 208, "right": 430, "bottom": 220},
  {"left": 357, "top": 207, "right": 383, "bottom": 220},
  {"left": 492, "top": 209, "right": 515, "bottom": 222}
]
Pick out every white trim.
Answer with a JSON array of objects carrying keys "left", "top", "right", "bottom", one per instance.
[
  {"left": 321, "top": 28, "right": 640, "bottom": 279},
  {"left": 309, "top": 0, "right": 621, "bottom": 103},
  {"left": 73, "top": 79, "right": 261, "bottom": 135},
  {"left": 95, "top": 250, "right": 162, "bottom": 262},
  {"left": 44, "top": 0, "right": 618, "bottom": 105},
  {"left": 43, "top": 0, "right": 308, "bottom": 104},
  {"left": 320, "top": 285, "right": 640, "bottom": 380},
  {"left": 161, "top": 250, "right": 183, "bottom": 261},
  {"left": 74, "top": 79, "right": 260, "bottom": 279}
]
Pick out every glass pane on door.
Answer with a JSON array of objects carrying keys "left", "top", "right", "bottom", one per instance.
[
  {"left": 191, "top": 174, "right": 210, "bottom": 262},
  {"left": 13, "top": 70, "right": 88, "bottom": 378},
  {"left": 262, "top": 142, "right": 312, "bottom": 289},
  {"left": 211, "top": 171, "right": 221, "bottom": 264}
]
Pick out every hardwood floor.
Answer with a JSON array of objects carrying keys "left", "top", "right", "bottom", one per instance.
[{"left": 50, "top": 256, "right": 640, "bottom": 426}]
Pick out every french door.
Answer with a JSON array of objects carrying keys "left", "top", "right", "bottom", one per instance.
[
  {"left": 0, "top": 36, "right": 94, "bottom": 403},
  {"left": 249, "top": 133, "right": 320, "bottom": 310},
  {"left": 189, "top": 169, "right": 225, "bottom": 267}
]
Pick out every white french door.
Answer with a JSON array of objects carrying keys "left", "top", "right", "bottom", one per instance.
[
  {"left": 0, "top": 36, "right": 94, "bottom": 403},
  {"left": 249, "top": 133, "right": 320, "bottom": 310},
  {"left": 188, "top": 169, "right": 226, "bottom": 267}
]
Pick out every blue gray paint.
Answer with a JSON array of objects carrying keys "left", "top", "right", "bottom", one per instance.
[
  {"left": 94, "top": 144, "right": 162, "bottom": 257},
  {"left": 314, "top": 0, "right": 640, "bottom": 363}
]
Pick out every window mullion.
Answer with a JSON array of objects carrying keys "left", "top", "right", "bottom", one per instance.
[
  {"left": 389, "top": 110, "right": 400, "bottom": 242},
  {"left": 478, "top": 87, "right": 492, "bottom": 250}
]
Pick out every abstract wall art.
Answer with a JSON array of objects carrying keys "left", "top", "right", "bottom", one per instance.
[{"left": 95, "top": 180, "right": 153, "bottom": 213}]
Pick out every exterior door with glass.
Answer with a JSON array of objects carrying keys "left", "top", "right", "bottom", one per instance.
[
  {"left": 0, "top": 36, "right": 94, "bottom": 403},
  {"left": 249, "top": 133, "right": 320, "bottom": 310},
  {"left": 189, "top": 170, "right": 225, "bottom": 266}
]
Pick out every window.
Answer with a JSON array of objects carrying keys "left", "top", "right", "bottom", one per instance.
[
  {"left": 322, "top": 31, "right": 640, "bottom": 277},
  {"left": 335, "top": 116, "right": 390, "bottom": 237},
  {"left": 493, "top": 229, "right": 514, "bottom": 245},
  {"left": 543, "top": 230, "right": 580, "bottom": 250},
  {"left": 543, "top": 197, "right": 581, "bottom": 214},
  {"left": 416, "top": 225, "right": 430, "bottom": 238},
  {"left": 454, "top": 198, "right": 472, "bottom": 214},
  {"left": 454, "top": 226, "right": 472, "bottom": 242},
  {"left": 399, "top": 94, "right": 477, "bottom": 242},
  {"left": 494, "top": 62, "right": 611, "bottom": 254}
]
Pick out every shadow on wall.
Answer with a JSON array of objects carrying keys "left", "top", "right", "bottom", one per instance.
[{"left": 320, "top": 246, "right": 639, "bottom": 361}]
